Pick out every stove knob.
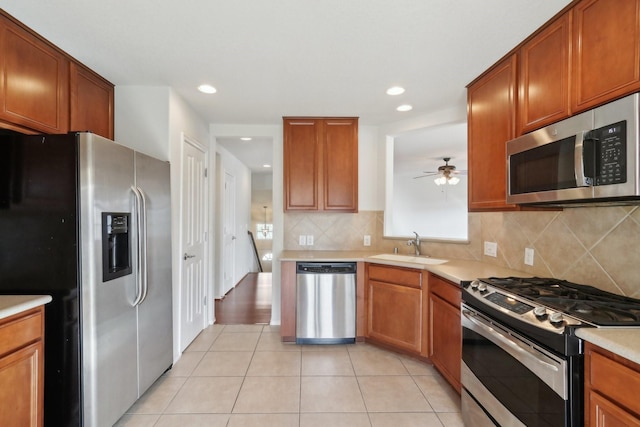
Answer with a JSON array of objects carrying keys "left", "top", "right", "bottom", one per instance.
[
  {"left": 470, "top": 280, "right": 480, "bottom": 290},
  {"left": 533, "top": 306, "right": 547, "bottom": 318},
  {"left": 549, "top": 312, "right": 564, "bottom": 324},
  {"left": 477, "top": 282, "right": 488, "bottom": 293}
]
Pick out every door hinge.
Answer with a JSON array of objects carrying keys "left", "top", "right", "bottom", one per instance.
[
  {"left": 204, "top": 296, "right": 207, "bottom": 306},
  {"left": 204, "top": 168, "right": 208, "bottom": 178}
]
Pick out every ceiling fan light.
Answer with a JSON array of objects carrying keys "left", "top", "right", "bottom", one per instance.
[
  {"left": 434, "top": 176, "right": 446, "bottom": 186},
  {"left": 448, "top": 176, "right": 460, "bottom": 185}
]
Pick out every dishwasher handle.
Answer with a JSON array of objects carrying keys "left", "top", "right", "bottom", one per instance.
[{"left": 296, "top": 262, "right": 357, "bottom": 274}]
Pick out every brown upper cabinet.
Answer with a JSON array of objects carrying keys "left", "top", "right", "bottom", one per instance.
[
  {"left": 0, "top": 11, "right": 114, "bottom": 137},
  {"left": 467, "top": 56, "right": 519, "bottom": 212},
  {"left": 0, "top": 14, "right": 69, "bottom": 134},
  {"left": 468, "top": 0, "right": 640, "bottom": 212},
  {"left": 283, "top": 117, "right": 358, "bottom": 212},
  {"left": 70, "top": 62, "right": 114, "bottom": 139},
  {"left": 572, "top": 0, "right": 640, "bottom": 113},
  {"left": 518, "top": 12, "right": 571, "bottom": 134}
]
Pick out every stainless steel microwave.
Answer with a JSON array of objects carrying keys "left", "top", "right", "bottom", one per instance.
[{"left": 507, "top": 92, "right": 640, "bottom": 206}]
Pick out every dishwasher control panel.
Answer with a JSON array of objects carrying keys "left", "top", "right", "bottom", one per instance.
[{"left": 296, "top": 262, "right": 357, "bottom": 274}]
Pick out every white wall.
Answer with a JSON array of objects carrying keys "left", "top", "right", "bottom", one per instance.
[
  {"left": 115, "top": 86, "right": 171, "bottom": 160},
  {"left": 357, "top": 125, "right": 383, "bottom": 211},
  {"left": 115, "top": 86, "right": 210, "bottom": 363},
  {"left": 213, "top": 144, "right": 252, "bottom": 297}
]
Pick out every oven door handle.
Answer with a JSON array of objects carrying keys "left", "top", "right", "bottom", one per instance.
[{"left": 462, "top": 308, "right": 568, "bottom": 399}]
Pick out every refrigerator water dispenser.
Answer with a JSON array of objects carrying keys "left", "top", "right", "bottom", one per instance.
[{"left": 102, "top": 212, "right": 132, "bottom": 281}]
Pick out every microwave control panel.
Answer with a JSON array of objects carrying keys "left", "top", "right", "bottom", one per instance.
[{"left": 594, "top": 120, "right": 626, "bottom": 186}]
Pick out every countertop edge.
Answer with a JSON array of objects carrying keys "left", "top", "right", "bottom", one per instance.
[
  {"left": 576, "top": 328, "right": 640, "bottom": 365},
  {"left": 279, "top": 250, "right": 527, "bottom": 284},
  {"left": 0, "top": 295, "right": 52, "bottom": 321},
  {"left": 279, "top": 250, "right": 640, "bottom": 363}
]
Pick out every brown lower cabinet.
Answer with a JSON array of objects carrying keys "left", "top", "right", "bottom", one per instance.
[
  {"left": 428, "top": 273, "right": 461, "bottom": 393},
  {"left": 364, "top": 264, "right": 463, "bottom": 391},
  {"left": 0, "top": 306, "right": 45, "bottom": 427},
  {"left": 585, "top": 342, "right": 640, "bottom": 426},
  {"left": 365, "top": 263, "right": 429, "bottom": 358},
  {"left": 281, "top": 260, "right": 463, "bottom": 392}
]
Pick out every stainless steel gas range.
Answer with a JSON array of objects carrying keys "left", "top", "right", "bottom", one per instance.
[{"left": 461, "top": 277, "right": 640, "bottom": 427}]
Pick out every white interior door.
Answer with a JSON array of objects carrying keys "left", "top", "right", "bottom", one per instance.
[
  {"left": 180, "top": 138, "right": 207, "bottom": 351},
  {"left": 222, "top": 171, "right": 236, "bottom": 295}
]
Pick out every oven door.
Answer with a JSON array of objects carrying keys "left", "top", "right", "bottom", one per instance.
[{"left": 461, "top": 303, "right": 570, "bottom": 427}]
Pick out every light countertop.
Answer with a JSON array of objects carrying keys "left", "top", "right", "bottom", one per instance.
[
  {"left": 279, "top": 250, "right": 640, "bottom": 365},
  {"left": 279, "top": 250, "right": 525, "bottom": 284},
  {"left": 576, "top": 328, "right": 640, "bottom": 365},
  {"left": 0, "top": 295, "right": 52, "bottom": 321}
]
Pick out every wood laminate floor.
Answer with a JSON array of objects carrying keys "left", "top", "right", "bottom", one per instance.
[{"left": 214, "top": 272, "right": 272, "bottom": 325}]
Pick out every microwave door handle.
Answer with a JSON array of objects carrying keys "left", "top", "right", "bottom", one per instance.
[{"left": 574, "top": 130, "right": 592, "bottom": 187}]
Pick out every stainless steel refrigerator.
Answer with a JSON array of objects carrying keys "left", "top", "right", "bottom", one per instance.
[{"left": 0, "top": 131, "right": 173, "bottom": 426}]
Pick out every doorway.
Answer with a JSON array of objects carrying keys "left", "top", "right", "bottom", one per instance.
[
  {"left": 214, "top": 134, "right": 275, "bottom": 325},
  {"left": 179, "top": 135, "right": 208, "bottom": 351}
]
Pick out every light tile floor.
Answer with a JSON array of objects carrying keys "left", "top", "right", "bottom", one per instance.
[{"left": 115, "top": 325, "right": 463, "bottom": 427}]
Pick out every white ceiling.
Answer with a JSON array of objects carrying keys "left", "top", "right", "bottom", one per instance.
[
  {"left": 3, "top": 1, "right": 571, "bottom": 127},
  {"left": 217, "top": 136, "right": 274, "bottom": 171},
  {"left": 394, "top": 121, "right": 467, "bottom": 178}
]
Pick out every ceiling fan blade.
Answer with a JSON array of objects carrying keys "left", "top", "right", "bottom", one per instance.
[{"left": 413, "top": 173, "right": 437, "bottom": 179}]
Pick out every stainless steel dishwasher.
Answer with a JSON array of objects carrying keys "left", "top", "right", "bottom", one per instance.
[{"left": 296, "top": 262, "right": 356, "bottom": 344}]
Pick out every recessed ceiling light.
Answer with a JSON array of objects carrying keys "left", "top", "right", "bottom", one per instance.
[
  {"left": 263, "top": 164, "right": 272, "bottom": 168},
  {"left": 197, "top": 84, "right": 217, "bottom": 94},
  {"left": 240, "top": 137, "right": 252, "bottom": 141},
  {"left": 386, "top": 86, "right": 405, "bottom": 95},
  {"left": 397, "top": 104, "right": 413, "bottom": 112}
]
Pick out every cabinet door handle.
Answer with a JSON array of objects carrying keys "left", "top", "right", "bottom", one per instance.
[{"left": 183, "top": 253, "right": 196, "bottom": 260}]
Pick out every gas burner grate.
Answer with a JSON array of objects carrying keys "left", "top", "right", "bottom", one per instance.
[{"left": 483, "top": 277, "right": 640, "bottom": 326}]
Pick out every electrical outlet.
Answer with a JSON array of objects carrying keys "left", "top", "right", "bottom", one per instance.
[
  {"left": 363, "top": 235, "right": 371, "bottom": 246},
  {"left": 299, "top": 235, "right": 307, "bottom": 246},
  {"left": 307, "top": 235, "right": 314, "bottom": 246},
  {"left": 484, "top": 241, "right": 498, "bottom": 257},
  {"left": 524, "top": 248, "right": 535, "bottom": 266}
]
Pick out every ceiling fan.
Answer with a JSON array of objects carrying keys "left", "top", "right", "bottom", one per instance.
[{"left": 414, "top": 157, "right": 467, "bottom": 185}]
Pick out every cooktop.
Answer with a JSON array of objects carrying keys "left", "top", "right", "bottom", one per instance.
[{"left": 480, "top": 277, "right": 640, "bottom": 327}]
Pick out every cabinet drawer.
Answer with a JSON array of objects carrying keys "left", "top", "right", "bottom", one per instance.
[
  {"left": 0, "top": 309, "right": 43, "bottom": 357},
  {"left": 590, "top": 350, "right": 640, "bottom": 415},
  {"left": 589, "top": 390, "right": 640, "bottom": 427},
  {"left": 368, "top": 264, "right": 421, "bottom": 288},
  {"left": 429, "top": 274, "right": 461, "bottom": 307}
]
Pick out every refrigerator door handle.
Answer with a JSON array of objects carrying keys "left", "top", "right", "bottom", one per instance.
[
  {"left": 131, "top": 186, "right": 148, "bottom": 306},
  {"left": 137, "top": 186, "right": 149, "bottom": 304}
]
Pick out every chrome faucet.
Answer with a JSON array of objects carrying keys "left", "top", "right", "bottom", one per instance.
[{"left": 407, "top": 231, "right": 421, "bottom": 256}]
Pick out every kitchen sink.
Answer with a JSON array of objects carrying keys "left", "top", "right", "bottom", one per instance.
[{"left": 368, "top": 254, "right": 448, "bottom": 265}]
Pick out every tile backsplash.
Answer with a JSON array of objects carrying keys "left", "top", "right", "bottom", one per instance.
[{"left": 284, "top": 206, "right": 640, "bottom": 299}]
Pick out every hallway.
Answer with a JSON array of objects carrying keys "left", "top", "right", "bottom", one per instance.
[{"left": 215, "top": 273, "right": 272, "bottom": 325}]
